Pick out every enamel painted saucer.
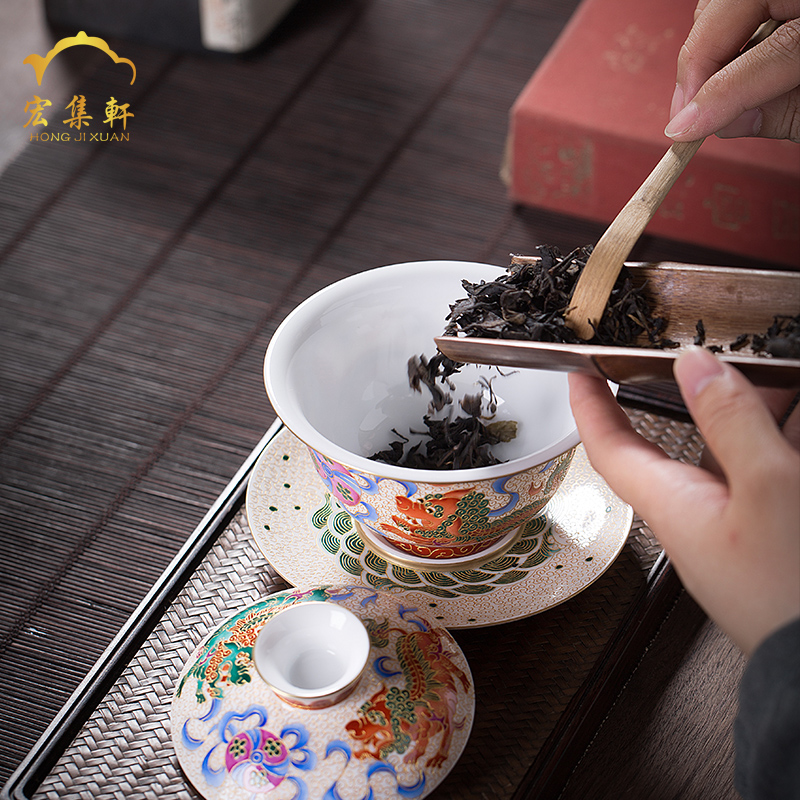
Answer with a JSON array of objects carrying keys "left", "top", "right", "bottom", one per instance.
[
  {"left": 245, "top": 428, "right": 633, "bottom": 629},
  {"left": 171, "top": 585, "right": 475, "bottom": 800}
]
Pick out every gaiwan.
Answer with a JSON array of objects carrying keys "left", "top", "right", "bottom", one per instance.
[{"left": 263, "top": 260, "right": 580, "bottom": 563}]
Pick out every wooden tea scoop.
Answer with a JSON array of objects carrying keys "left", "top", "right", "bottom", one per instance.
[
  {"left": 564, "top": 138, "right": 703, "bottom": 339},
  {"left": 435, "top": 23, "right": 794, "bottom": 384},
  {"left": 435, "top": 260, "right": 800, "bottom": 388}
]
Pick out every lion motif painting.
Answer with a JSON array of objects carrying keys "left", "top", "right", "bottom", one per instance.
[{"left": 171, "top": 586, "right": 475, "bottom": 800}]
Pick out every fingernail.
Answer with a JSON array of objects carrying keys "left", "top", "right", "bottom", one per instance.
[
  {"left": 665, "top": 101, "right": 700, "bottom": 138},
  {"left": 674, "top": 346, "right": 724, "bottom": 400},
  {"left": 669, "top": 83, "right": 685, "bottom": 119},
  {"left": 716, "top": 108, "right": 762, "bottom": 138}
]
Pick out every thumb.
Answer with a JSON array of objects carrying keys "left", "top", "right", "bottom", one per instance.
[
  {"left": 673, "top": 347, "right": 787, "bottom": 485},
  {"left": 715, "top": 86, "right": 800, "bottom": 140}
]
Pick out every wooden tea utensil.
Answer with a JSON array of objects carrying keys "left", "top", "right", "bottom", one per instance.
[
  {"left": 435, "top": 21, "right": 798, "bottom": 385},
  {"left": 434, "top": 260, "right": 800, "bottom": 388},
  {"left": 564, "top": 138, "right": 703, "bottom": 339}
]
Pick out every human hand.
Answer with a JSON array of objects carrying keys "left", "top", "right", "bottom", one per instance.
[
  {"left": 665, "top": 0, "right": 800, "bottom": 141},
  {"left": 568, "top": 347, "right": 800, "bottom": 656}
]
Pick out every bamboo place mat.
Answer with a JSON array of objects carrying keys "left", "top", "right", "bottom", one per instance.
[{"left": 26, "top": 409, "right": 702, "bottom": 800}]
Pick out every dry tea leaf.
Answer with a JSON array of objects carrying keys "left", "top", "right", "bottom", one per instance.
[{"left": 484, "top": 420, "right": 518, "bottom": 443}]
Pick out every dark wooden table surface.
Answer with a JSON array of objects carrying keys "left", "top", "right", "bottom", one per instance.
[{"left": 1, "top": 0, "right": 779, "bottom": 796}]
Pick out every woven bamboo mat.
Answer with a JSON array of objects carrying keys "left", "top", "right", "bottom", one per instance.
[{"left": 31, "top": 409, "right": 701, "bottom": 800}]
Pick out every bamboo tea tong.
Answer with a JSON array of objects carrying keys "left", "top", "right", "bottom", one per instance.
[
  {"left": 434, "top": 260, "right": 800, "bottom": 388},
  {"left": 434, "top": 149, "right": 800, "bottom": 387}
]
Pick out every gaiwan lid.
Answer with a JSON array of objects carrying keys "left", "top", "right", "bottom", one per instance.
[{"left": 171, "top": 584, "right": 475, "bottom": 800}]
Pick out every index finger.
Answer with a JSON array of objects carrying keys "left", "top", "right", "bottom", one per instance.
[{"left": 675, "top": 0, "right": 796, "bottom": 108}]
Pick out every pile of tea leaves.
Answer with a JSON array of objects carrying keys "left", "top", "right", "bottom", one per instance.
[
  {"left": 441, "top": 244, "right": 676, "bottom": 347},
  {"left": 369, "top": 354, "right": 518, "bottom": 470}
]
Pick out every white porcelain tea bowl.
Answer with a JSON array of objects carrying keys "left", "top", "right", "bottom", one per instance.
[
  {"left": 264, "top": 260, "right": 581, "bottom": 562},
  {"left": 253, "top": 601, "right": 370, "bottom": 709}
]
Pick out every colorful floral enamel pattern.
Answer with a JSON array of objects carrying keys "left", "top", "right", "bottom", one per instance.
[
  {"left": 171, "top": 585, "right": 475, "bottom": 800},
  {"left": 308, "top": 445, "right": 576, "bottom": 560},
  {"left": 246, "top": 428, "right": 633, "bottom": 628}
]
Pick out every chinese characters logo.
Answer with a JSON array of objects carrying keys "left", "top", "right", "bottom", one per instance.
[{"left": 23, "top": 31, "right": 136, "bottom": 143}]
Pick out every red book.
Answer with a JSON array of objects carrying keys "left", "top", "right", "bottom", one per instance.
[{"left": 507, "top": 0, "right": 800, "bottom": 267}]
